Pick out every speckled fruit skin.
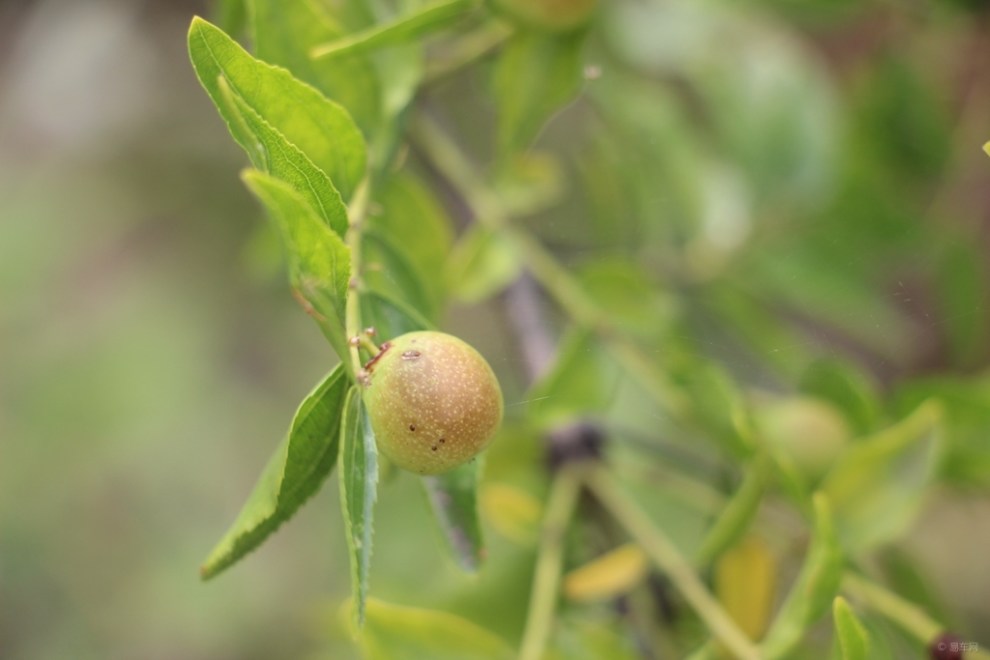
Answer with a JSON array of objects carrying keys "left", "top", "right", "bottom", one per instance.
[{"left": 364, "top": 331, "right": 503, "bottom": 475}]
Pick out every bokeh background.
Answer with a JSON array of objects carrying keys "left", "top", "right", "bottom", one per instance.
[{"left": 2, "top": 0, "right": 990, "bottom": 658}]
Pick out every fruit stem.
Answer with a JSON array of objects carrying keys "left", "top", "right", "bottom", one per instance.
[
  {"left": 584, "top": 466, "right": 762, "bottom": 660},
  {"left": 518, "top": 465, "right": 583, "bottom": 660},
  {"left": 345, "top": 177, "right": 372, "bottom": 382}
]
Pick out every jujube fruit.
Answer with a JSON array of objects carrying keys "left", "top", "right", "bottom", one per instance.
[{"left": 364, "top": 331, "right": 503, "bottom": 475}]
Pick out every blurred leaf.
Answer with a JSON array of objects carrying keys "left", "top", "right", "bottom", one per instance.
[
  {"left": 373, "top": 173, "right": 454, "bottom": 314},
  {"left": 493, "top": 30, "right": 585, "bottom": 156},
  {"left": 761, "top": 493, "right": 842, "bottom": 659},
  {"left": 361, "top": 289, "right": 434, "bottom": 342},
  {"left": 363, "top": 230, "right": 437, "bottom": 321},
  {"left": 546, "top": 616, "right": 640, "bottom": 660},
  {"left": 213, "top": 0, "right": 247, "bottom": 37},
  {"left": 799, "top": 358, "right": 880, "bottom": 435},
  {"left": 481, "top": 482, "right": 541, "bottom": 545},
  {"left": 833, "top": 596, "right": 871, "bottom": 660},
  {"left": 361, "top": 598, "right": 513, "bottom": 660},
  {"left": 242, "top": 170, "right": 351, "bottom": 361},
  {"left": 563, "top": 543, "right": 648, "bottom": 603},
  {"left": 672, "top": 361, "right": 753, "bottom": 459},
  {"left": 339, "top": 387, "right": 380, "bottom": 625},
  {"left": 821, "top": 401, "right": 943, "bottom": 552},
  {"left": 747, "top": 245, "right": 915, "bottom": 366},
  {"left": 200, "top": 366, "right": 349, "bottom": 579},
  {"left": 311, "top": 0, "right": 476, "bottom": 60},
  {"left": 893, "top": 375, "right": 990, "bottom": 487},
  {"left": 188, "top": 17, "right": 367, "bottom": 199},
  {"left": 447, "top": 224, "right": 522, "bottom": 303},
  {"left": 715, "top": 535, "right": 776, "bottom": 642},
  {"left": 493, "top": 151, "right": 566, "bottom": 217},
  {"left": 578, "top": 258, "right": 674, "bottom": 342},
  {"left": 216, "top": 76, "right": 349, "bottom": 237},
  {"left": 695, "top": 459, "right": 767, "bottom": 567},
  {"left": 527, "top": 328, "right": 619, "bottom": 424},
  {"left": 933, "top": 233, "right": 988, "bottom": 368},
  {"left": 422, "top": 460, "right": 485, "bottom": 572},
  {"left": 250, "top": 0, "right": 382, "bottom": 136}
]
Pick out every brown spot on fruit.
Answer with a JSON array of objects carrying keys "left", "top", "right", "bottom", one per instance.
[{"left": 364, "top": 331, "right": 503, "bottom": 475}]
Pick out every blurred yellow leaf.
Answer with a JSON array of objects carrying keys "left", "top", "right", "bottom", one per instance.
[
  {"left": 715, "top": 535, "right": 776, "bottom": 642},
  {"left": 563, "top": 543, "right": 648, "bottom": 603},
  {"left": 481, "top": 483, "right": 542, "bottom": 545}
]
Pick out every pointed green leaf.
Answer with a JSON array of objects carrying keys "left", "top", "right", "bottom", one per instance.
[
  {"left": 821, "top": 401, "right": 943, "bottom": 552},
  {"left": 833, "top": 596, "right": 871, "bottom": 660},
  {"left": 216, "top": 76, "right": 348, "bottom": 237},
  {"left": 694, "top": 459, "right": 767, "bottom": 567},
  {"left": 249, "top": 0, "right": 382, "bottom": 136},
  {"left": 188, "top": 16, "right": 366, "bottom": 199},
  {"left": 242, "top": 170, "right": 351, "bottom": 362},
  {"left": 200, "top": 366, "right": 349, "bottom": 579},
  {"left": 761, "top": 493, "right": 843, "bottom": 659},
  {"left": 493, "top": 30, "right": 585, "bottom": 156},
  {"left": 361, "top": 598, "right": 513, "bottom": 660},
  {"left": 340, "top": 387, "right": 380, "bottom": 625},
  {"left": 422, "top": 460, "right": 485, "bottom": 572},
  {"left": 310, "top": 0, "right": 477, "bottom": 60}
]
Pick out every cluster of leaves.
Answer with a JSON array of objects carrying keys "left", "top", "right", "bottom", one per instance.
[{"left": 191, "top": 0, "right": 990, "bottom": 658}]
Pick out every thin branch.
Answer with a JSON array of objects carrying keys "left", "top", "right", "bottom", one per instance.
[
  {"left": 585, "top": 467, "right": 762, "bottom": 660},
  {"left": 519, "top": 466, "right": 583, "bottom": 660}
]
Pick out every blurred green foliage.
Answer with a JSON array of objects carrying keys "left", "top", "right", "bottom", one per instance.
[{"left": 3, "top": 0, "right": 990, "bottom": 658}]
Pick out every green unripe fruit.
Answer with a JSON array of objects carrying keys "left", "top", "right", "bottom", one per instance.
[
  {"left": 489, "top": 0, "right": 598, "bottom": 33},
  {"left": 756, "top": 397, "right": 851, "bottom": 483},
  {"left": 364, "top": 331, "right": 503, "bottom": 475}
]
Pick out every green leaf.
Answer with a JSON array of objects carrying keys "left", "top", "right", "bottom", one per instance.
[
  {"left": 200, "top": 366, "right": 349, "bottom": 579},
  {"left": 578, "top": 258, "right": 674, "bottom": 342},
  {"left": 933, "top": 233, "right": 988, "bottom": 367},
  {"left": 493, "top": 30, "right": 586, "bottom": 155},
  {"left": 821, "top": 401, "right": 943, "bottom": 552},
  {"left": 761, "top": 493, "right": 843, "bottom": 659},
  {"left": 242, "top": 170, "right": 351, "bottom": 362},
  {"left": 363, "top": 229, "right": 437, "bottom": 322},
  {"left": 893, "top": 375, "right": 990, "bottom": 487},
  {"left": 311, "top": 0, "right": 477, "bottom": 60},
  {"left": 339, "top": 387, "right": 380, "bottom": 625},
  {"left": 373, "top": 172, "right": 454, "bottom": 315},
  {"left": 799, "top": 358, "right": 880, "bottom": 436},
  {"left": 422, "top": 460, "right": 485, "bottom": 572},
  {"left": 833, "top": 596, "right": 871, "bottom": 660},
  {"left": 694, "top": 459, "right": 767, "bottom": 567},
  {"left": 361, "top": 289, "right": 434, "bottom": 342},
  {"left": 361, "top": 598, "right": 514, "bottom": 660},
  {"left": 249, "top": 0, "right": 382, "bottom": 137},
  {"left": 188, "top": 17, "right": 366, "bottom": 199},
  {"left": 527, "top": 328, "right": 619, "bottom": 424},
  {"left": 216, "top": 76, "right": 349, "bottom": 237},
  {"left": 447, "top": 224, "right": 522, "bottom": 303}
]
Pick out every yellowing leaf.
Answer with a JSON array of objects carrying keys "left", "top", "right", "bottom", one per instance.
[
  {"left": 563, "top": 543, "right": 648, "bottom": 603},
  {"left": 481, "top": 483, "right": 542, "bottom": 545},
  {"left": 361, "top": 598, "right": 513, "bottom": 660},
  {"left": 714, "top": 535, "right": 776, "bottom": 642}
]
